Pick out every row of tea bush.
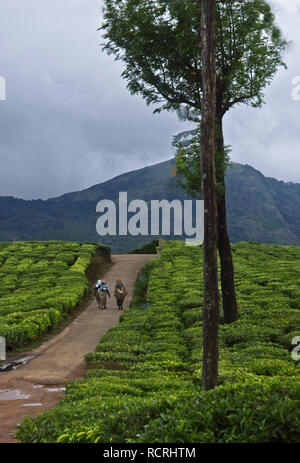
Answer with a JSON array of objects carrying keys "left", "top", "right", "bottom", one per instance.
[
  {"left": 0, "top": 241, "right": 109, "bottom": 348},
  {"left": 17, "top": 241, "right": 300, "bottom": 442}
]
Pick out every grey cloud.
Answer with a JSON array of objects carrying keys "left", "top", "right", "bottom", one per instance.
[
  {"left": 0, "top": 0, "right": 299, "bottom": 200},
  {"left": 225, "top": 0, "right": 300, "bottom": 184},
  {"left": 0, "top": 0, "right": 190, "bottom": 199}
]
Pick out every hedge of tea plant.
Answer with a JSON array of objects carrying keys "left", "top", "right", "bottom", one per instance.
[
  {"left": 0, "top": 241, "right": 108, "bottom": 349},
  {"left": 17, "top": 242, "right": 300, "bottom": 443}
]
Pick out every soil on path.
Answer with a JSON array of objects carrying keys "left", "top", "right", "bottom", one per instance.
[{"left": 0, "top": 254, "right": 157, "bottom": 443}]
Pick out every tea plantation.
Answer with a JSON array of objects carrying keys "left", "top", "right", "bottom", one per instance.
[
  {"left": 0, "top": 241, "right": 106, "bottom": 349},
  {"left": 17, "top": 242, "right": 300, "bottom": 442}
]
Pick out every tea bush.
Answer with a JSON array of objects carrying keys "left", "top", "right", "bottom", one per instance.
[
  {"left": 17, "top": 241, "right": 300, "bottom": 443},
  {"left": 0, "top": 241, "right": 109, "bottom": 348}
]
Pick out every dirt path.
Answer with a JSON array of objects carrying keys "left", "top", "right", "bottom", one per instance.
[{"left": 0, "top": 254, "right": 157, "bottom": 443}]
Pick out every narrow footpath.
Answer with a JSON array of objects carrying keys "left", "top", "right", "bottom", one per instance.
[{"left": 0, "top": 254, "right": 157, "bottom": 443}]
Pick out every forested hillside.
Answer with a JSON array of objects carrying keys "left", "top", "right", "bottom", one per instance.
[{"left": 0, "top": 160, "right": 300, "bottom": 251}]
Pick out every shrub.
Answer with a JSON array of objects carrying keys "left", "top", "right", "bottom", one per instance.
[
  {"left": 0, "top": 241, "right": 106, "bottom": 349},
  {"left": 17, "top": 241, "right": 300, "bottom": 443}
]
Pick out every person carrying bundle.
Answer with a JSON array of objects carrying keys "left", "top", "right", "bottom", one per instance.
[
  {"left": 114, "top": 279, "right": 128, "bottom": 310},
  {"left": 95, "top": 279, "right": 110, "bottom": 310}
]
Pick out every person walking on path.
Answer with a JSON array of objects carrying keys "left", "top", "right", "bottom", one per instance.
[
  {"left": 95, "top": 279, "right": 110, "bottom": 310},
  {"left": 114, "top": 279, "right": 128, "bottom": 310}
]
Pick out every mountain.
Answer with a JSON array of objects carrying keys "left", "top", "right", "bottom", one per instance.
[
  {"left": 226, "top": 163, "right": 300, "bottom": 245},
  {"left": 0, "top": 159, "right": 300, "bottom": 251}
]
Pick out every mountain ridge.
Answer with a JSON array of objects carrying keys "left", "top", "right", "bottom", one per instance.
[{"left": 0, "top": 158, "right": 299, "bottom": 251}]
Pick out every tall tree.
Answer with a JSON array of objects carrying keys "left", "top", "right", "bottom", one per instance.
[
  {"left": 101, "top": 0, "right": 286, "bottom": 323},
  {"left": 174, "top": 125, "right": 235, "bottom": 322},
  {"left": 200, "top": 0, "right": 219, "bottom": 390}
]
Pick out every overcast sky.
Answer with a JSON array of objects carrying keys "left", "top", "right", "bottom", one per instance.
[{"left": 0, "top": 0, "right": 299, "bottom": 200}]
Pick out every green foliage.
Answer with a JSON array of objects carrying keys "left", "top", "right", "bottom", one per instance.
[
  {"left": 18, "top": 377, "right": 300, "bottom": 443},
  {"left": 1, "top": 161, "right": 300, "bottom": 248},
  {"left": 0, "top": 241, "right": 106, "bottom": 348},
  {"left": 101, "top": 0, "right": 286, "bottom": 115},
  {"left": 17, "top": 241, "right": 300, "bottom": 443},
  {"left": 101, "top": 0, "right": 287, "bottom": 215},
  {"left": 129, "top": 240, "right": 159, "bottom": 254},
  {"left": 174, "top": 127, "right": 232, "bottom": 198}
]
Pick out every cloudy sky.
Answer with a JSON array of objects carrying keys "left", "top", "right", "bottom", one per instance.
[{"left": 0, "top": 0, "right": 299, "bottom": 200}]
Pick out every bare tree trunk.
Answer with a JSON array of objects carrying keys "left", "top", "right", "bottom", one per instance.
[
  {"left": 217, "top": 194, "right": 238, "bottom": 323},
  {"left": 200, "top": 0, "right": 219, "bottom": 391},
  {"left": 215, "top": 115, "right": 238, "bottom": 323}
]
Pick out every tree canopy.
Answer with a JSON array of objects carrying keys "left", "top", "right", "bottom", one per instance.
[
  {"left": 174, "top": 128, "right": 231, "bottom": 199},
  {"left": 101, "top": 0, "right": 287, "bottom": 117},
  {"left": 101, "top": 0, "right": 287, "bottom": 326}
]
